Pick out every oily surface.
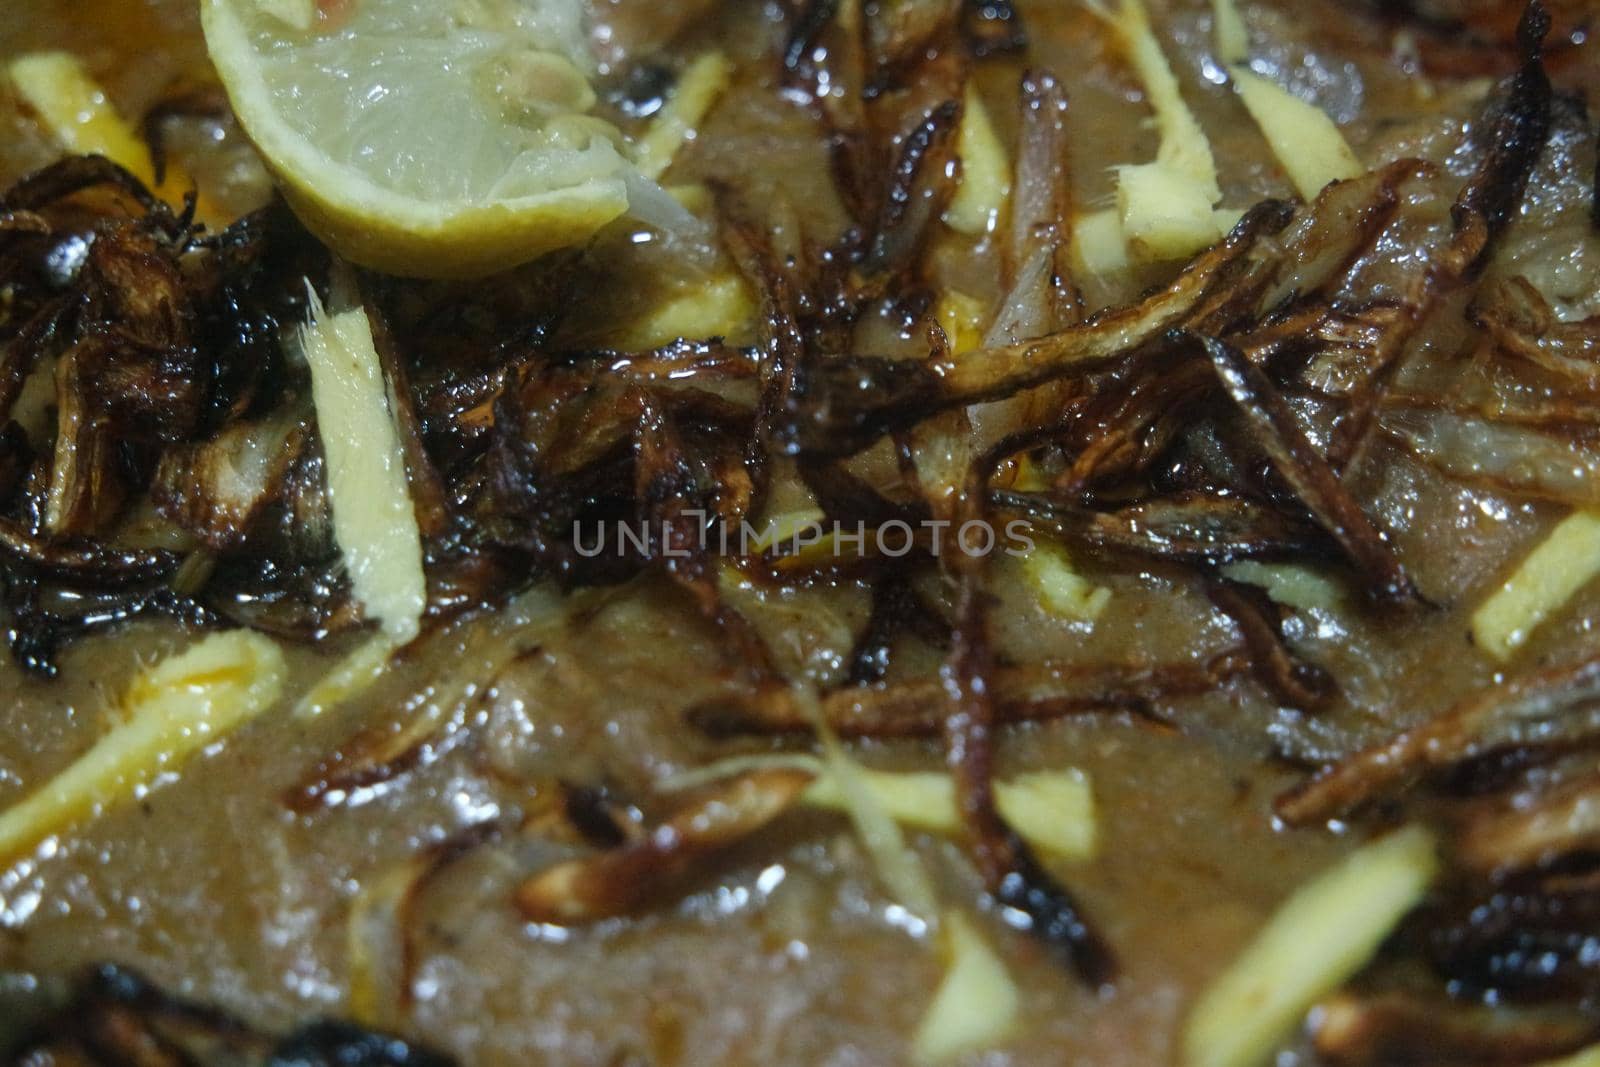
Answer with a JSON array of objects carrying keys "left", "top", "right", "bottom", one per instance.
[{"left": 1, "top": 1, "right": 1599, "bottom": 1065}]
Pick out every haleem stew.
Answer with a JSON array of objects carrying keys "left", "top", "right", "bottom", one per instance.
[{"left": 0, "top": 0, "right": 1598, "bottom": 1063}]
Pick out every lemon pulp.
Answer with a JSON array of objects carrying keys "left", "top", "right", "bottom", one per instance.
[{"left": 202, "top": 0, "right": 633, "bottom": 277}]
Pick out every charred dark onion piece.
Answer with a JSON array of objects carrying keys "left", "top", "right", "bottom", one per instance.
[
  {"left": 0, "top": 155, "right": 169, "bottom": 220},
  {"left": 1311, "top": 990, "right": 1600, "bottom": 1066},
  {"left": 1195, "top": 333, "right": 1419, "bottom": 605},
  {"left": 861, "top": 100, "right": 963, "bottom": 283},
  {"left": 0, "top": 518, "right": 177, "bottom": 584},
  {"left": 138, "top": 81, "right": 231, "bottom": 188},
  {"left": 1457, "top": 768, "right": 1600, "bottom": 875},
  {"left": 1452, "top": 0, "right": 1553, "bottom": 267},
  {"left": 846, "top": 574, "right": 949, "bottom": 685},
  {"left": 0, "top": 964, "right": 455, "bottom": 1067},
  {"left": 783, "top": 0, "right": 840, "bottom": 74},
  {"left": 1470, "top": 275, "right": 1600, "bottom": 386},
  {"left": 270, "top": 1021, "right": 457, "bottom": 1067},
  {"left": 1415, "top": 875, "right": 1600, "bottom": 1004},
  {"left": 943, "top": 581, "right": 1115, "bottom": 987},
  {"left": 775, "top": 202, "right": 1295, "bottom": 456},
  {"left": 4, "top": 580, "right": 219, "bottom": 678}
]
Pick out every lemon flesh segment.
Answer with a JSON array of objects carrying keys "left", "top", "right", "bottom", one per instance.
[{"left": 201, "top": 0, "right": 630, "bottom": 278}]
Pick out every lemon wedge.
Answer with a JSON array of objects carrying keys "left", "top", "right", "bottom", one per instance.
[{"left": 200, "top": 0, "right": 632, "bottom": 277}]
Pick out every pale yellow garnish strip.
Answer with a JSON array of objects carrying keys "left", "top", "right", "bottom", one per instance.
[
  {"left": 1183, "top": 825, "right": 1439, "bottom": 1067},
  {"left": 0, "top": 631, "right": 287, "bottom": 866},
  {"left": 666, "top": 754, "right": 1097, "bottom": 860},
  {"left": 1097, "top": 0, "right": 1220, "bottom": 199},
  {"left": 744, "top": 508, "right": 828, "bottom": 553},
  {"left": 1230, "top": 70, "right": 1361, "bottom": 201},
  {"left": 1208, "top": 0, "right": 1361, "bottom": 201},
  {"left": 805, "top": 768, "right": 1097, "bottom": 860},
  {"left": 1209, "top": 0, "right": 1250, "bottom": 65},
  {"left": 667, "top": 736, "right": 1038, "bottom": 1062},
  {"left": 7, "top": 52, "right": 219, "bottom": 223},
  {"left": 1472, "top": 511, "right": 1600, "bottom": 662},
  {"left": 293, "top": 273, "right": 426, "bottom": 717},
  {"left": 298, "top": 278, "right": 426, "bottom": 643},
  {"left": 1220, "top": 561, "right": 1344, "bottom": 613},
  {"left": 804, "top": 690, "right": 942, "bottom": 922},
  {"left": 945, "top": 84, "right": 1011, "bottom": 236},
  {"left": 635, "top": 52, "right": 733, "bottom": 180},
  {"left": 1088, "top": 0, "right": 1227, "bottom": 260},
  {"left": 1072, "top": 207, "right": 1132, "bottom": 277},
  {"left": 800, "top": 693, "right": 1022, "bottom": 1064},
  {"left": 1017, "top": 538, "right": 1112, "bottom": 622},
  {"left": 1535, "top": 1046, "right": 1600, "bottom": 1067},
  {"left": 912, "top": 910, "right": 1023, "bottom": 1064},
  {"left": 295, "top": 632, "right": 406, "bottom": 721},
  {"left": 936, "top": 290, "right": 991, "bottom": 355},
  {"left": 613, "top": 273, "right": 756, "bottom": 349}
]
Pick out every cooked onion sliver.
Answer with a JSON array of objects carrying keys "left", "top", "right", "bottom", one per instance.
[{"left": 1383, "top": 409, "right": 1600, "bottom": 507}]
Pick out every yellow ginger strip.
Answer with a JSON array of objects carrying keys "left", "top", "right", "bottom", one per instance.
[
  {"left": 912, "top": 910, "right": 1023, "bottom": 1064},
  {"left": 294, "top": 270, "right": 426, "bottom": 717},
  {"left": 0, "top": 632, "right": 287, "bottom": 866},
  {"left": 800, "top": 691, "right": 1021, "bottom": 1064},
  {"left": 1230, "top": 70, "right": 1361, "bottom": 201},
  {"left": 7, "top": 52, "right": 219, "bottom": 223},
  {"left": 1072, "top": 207, "right": 1132, "bottom": 277},
  {"left": 1209, "top": 0, "right": 1250, "bottom": 65},
  {"left": 1089, "top": 0, "right": 1227, "bottom": 260},
  {"left": 1099, "top": 0, "right": 1220, "bottom": 199},
  {"left": 299, "top": 276, "right": 426, "bottom": 643},
  {"left": 1183, "top": 825, "right": 1439, "bottom": 1067},
  {"left": 664, "top": 739, "right": 1034, "bottom": 1061},
  {"left": 804, "top": 767, "right": 1097, "bottom": 860},
  {"left": 614, "top": 273, "right": 755, "bottom": 349},
  {"left": 745, "top": 508, "right": 828, "bottom": 553},
  {"left": 1018, "top": 538, "right": 1112, "bottom": 622},
  {"left": 635, "top": 52, "right": 733, "bottom": 180},
  {"left": 1536, "top": 1046, "right": 1600, "bottom": 1067},
  {"left": 664, "top": 754, "right": 1097, "bottom": 860},
  {"left": 805, "top": 691, "right": 942, "bottom": 922},
  {"left": 1209, "top": 0, "right": 1361, "bottom": 200},
  {"left": 1473, "top": 511, "right": 1600, "bottom": 662},
  {"left": 1221, "top": 561, "right": 1343, "bottom": 613},
  {"left": 936, "top": 290, "right": 991, "bottom": 356},
  {"left": 945, "top": 85, "right": 1011, "bottom": 236}
]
